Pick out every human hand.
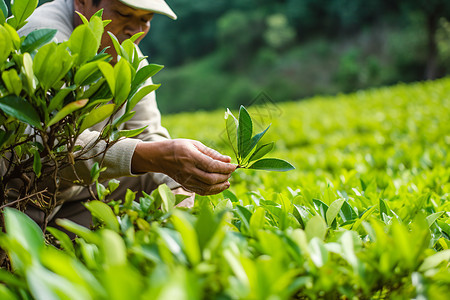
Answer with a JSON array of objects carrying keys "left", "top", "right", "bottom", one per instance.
[{"left": 132, "top": 139, "right": 236, "bottom": 195}]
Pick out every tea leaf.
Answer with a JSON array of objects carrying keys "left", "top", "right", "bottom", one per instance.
[
  {"left": 237, "top": 105, "right": 252, "bottom": 158},
  {"left": 69, "top": 24, "right": 98, "bottom": 65},
  {"left": 247, "top": 142, "right": 274, "bottom": 163},
  {"left": 171, "top": 211, "right": 201, "bottom": 266},
  {"left": 326, "top": 199, "right": 345, "bottom": 226},
  {"left": 158, "top": 184, "right": 176, "bottom": 213},
  {"left": 130, "top": 64, "right": 164, "bottom": 96},
  {"left": 47, "top": 99, "right": 88, "bottom": 127},
  {"left": 11, "top": 0, "right": 38, "bottom": 29},
  {"left": 97, "top": 61, "right": 115, "bottom": 94},
  {"left": 224, "top": 108, "right": 238, "bottom": 158},
  {"left": 0, "top": 95, "right": 42, "bottom": 129},
  {"left": 0, "top": 25, "right": 13, "bottom": 65},
  {"left": 0, "top": 0, "right": 8, "bottom": 24},
  {"left": 126, "top": 84, "right": 160, "bottom": 112},
  {"left": 20, "top": 28, "right": 57, "bottom": 53},
  {"left": 32, "top": 150, "right": 41, "bottom": 177},
  {"left": 248, "top": 158, "right": 295, "bottom": 172},
  {"left": 79, "top": 103, "right": 115, "bottom": 133},
  {"left": 48, "top": 85, "right": 76, "bottom": 112},
  {"left": 243, "top": 124, "right": 270, "bottom": 160},
  {"left": 85, "top": 201, "right": 120, "bottom": 232},
  {"left": 113, "top": 58, "right": 131, "bottom": 105},
  {"left": 305, "top": 215, "right": 327, "bottom": 241},
  {"left": 110, "top": 126, "right": 147, "bottom": 141},
  {"left": 46, "top": 227, "right": 76, "bottom": 255},
  {"left": 4, "top": 208, "right": 45, "bottom": 257},
  {"left": 1, "top": 69, "right": 22, "bottom": 96}
]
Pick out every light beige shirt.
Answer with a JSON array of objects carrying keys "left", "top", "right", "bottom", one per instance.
[{"left": 14, "top": 0, "right": 180, "bottom": 200}]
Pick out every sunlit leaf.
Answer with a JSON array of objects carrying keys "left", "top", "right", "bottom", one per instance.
[
  {"left": 248, "top": 158, "right": 295, "bottom": 172},
  {"left": 79, "top": 103, "right": 115, "bottom": 133}
]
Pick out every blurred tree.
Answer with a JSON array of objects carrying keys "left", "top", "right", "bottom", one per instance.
[{"left": 396, "top": 0, "right": 450, "bottom": 79}]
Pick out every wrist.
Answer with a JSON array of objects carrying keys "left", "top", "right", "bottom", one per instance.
[{"left": 131, "top": 140, "right": 174, "bottom": 174}]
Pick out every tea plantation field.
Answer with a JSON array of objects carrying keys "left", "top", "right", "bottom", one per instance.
[{"left": 1, "top": 79, "right": 449, "bottom": 299}]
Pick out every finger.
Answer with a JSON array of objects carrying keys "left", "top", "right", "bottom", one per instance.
[
  {"left": 190, "top": 168, "right": 231, "bottom": 185},
  {"left": 183, "top": 178, "right": 230, "bottom": 196},
  {"left": 194, "top": 153, "right": 236, "bottom": 174},
  {"left": 194, "top": 142, "right": 232, "bottom": 163}
]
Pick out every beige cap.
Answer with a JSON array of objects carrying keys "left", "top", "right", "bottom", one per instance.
[{"left": 117, "top": 0, "right": 177, "bottom": 20}]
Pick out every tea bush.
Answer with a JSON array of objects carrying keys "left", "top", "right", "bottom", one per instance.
[{"left": 1, "top": 79, "right": 449, "bottom": 299}]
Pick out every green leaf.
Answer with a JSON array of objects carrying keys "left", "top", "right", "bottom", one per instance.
[
  {"left": 22, "top": 52, "right": 36, "bottom": 93},
  {"left": 91, "top": 8, "right": 104, "bottom": 19},
  {"left": 75, "top": 11, "right": 89, "bottom": 25},
  {"left": 130, "top": 64, "right": 163, "bottom": 95},
  {"left": 84, "top": 201, "right": 120, "bottom": 232},
  {"left": 419, "top": 249, "right": 450, "bottom": 272},
  {"left": 47, "top": 99, "right": 88, "bottom": 127},
  {"left": 79, "top": 103, "right": 115, "bottom": 133},
  {"left": 243, "top": 124, "right": 270, "bottom": 159},
  {"left": 235, "top": 205, "right": 252, "bottom": 233},
  {"left": 32, "top": 150, "right": 41, "bottom": 177},
  {"left": 88, "top": 15, "right": 104, "bottom": 46},
  {"left": 113, "top": 58, "right": 131, "bottom": 105},
  {"left": 55, "top": 219, "right": 99, "bottom": 244},
  {"left": 308, "top": 237, "right": 328, "bottom": 267},
  {"left": 101, "top": 229, "right": 127, "bottom": 266},
  {"left": 237, "top": 105, "right": 253, "bottom": 158},
  {"left": 1, "top": 69, "right": 22, "bottom": 96},
  {"left": 171, "top": 210, "right": 201, "bottom": 266},
  {"left": 247, "top": 142, "right": 274, "bottom": 163},
  {"left": 97, "top": 61, "right": 115, "bottom": 94},
  {"left": 222, "top": 189, "right": 239, "bottom": 203},
  {"left": 224, "top": 108, "right": 238, "bottom": 158},
  {"left": 250, "top": 207, "right": 266, "bottom": 235},
  {"left": 0, "top": 25, "right": 13, "bottom": 66},
  {"left": 126, "top": 84, "right": 160, "bottom": 112},
  {"left": 74, "top": 61, "right": 101, "bottom": 86},
  {"left": 112, "top": 111, "right": 135, "bottom": 127},
  {"left": 0, "top": 95, "right": 42, "bottom": 129},
  {"left": 426, "top": 211, "right": 445, "bottom": 228},
  {"left": 46, "top": 227, "right": 76, "bottom": 255},
  {"left": 0, "top": 1, "right": 8, "bottom": 24},
  {"left": 4, "top": 208, "right": 45, "bottom": 257},
  {"left": 305, "top": 215, "right": 327, "bottom": 241},
  {"left": 158, "top": 184, "right": 176, "bottom": 213},
  {"left": 11, "top": 0, "right": 38, "bottom": 29},
  {"left": 248, "top": 158, "right": 295, "bottom": 172},
  {"left": 339, "top": 201, "right": 357, "bottom": 222},
  {"left": 33, "top": 43, "right": 74, "bottom": 91},
  {"left": 111, "top": 126, "right": 147, "bottom": 141},
  {"left": 129, "top": 32, "right": 144, "bottom": 43},
  {"left": 68, "top": 24, "right": 99, "bottom": 65},
  {"left": 4, "top": 23, "right": 20, "bottom": 49},
  {"left": 48, "top": 85, "right": 76, "bottom": 112},
  {"left": 107, "top": 31, "right": 122, "bottom": 58},
  {"left": 20, "top": 28, "right": 57, "bottom": 53},
  {"left": 326, "top": 199, "right": 345, "bottom": 226},
  {"left": 121, "top": 39, "right": 135, "bottom": 63},
  {"left": 0, "top": 268, "right": 27, "bottom": 289}
]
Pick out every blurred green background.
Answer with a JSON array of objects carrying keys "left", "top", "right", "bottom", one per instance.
[{"left": 38, "top": 0, "right": 450, "bottom": 114}]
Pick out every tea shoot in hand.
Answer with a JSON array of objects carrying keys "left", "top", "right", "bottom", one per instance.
[{"left": 224, "top": 106, "right": 295, "bottom": 171}]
